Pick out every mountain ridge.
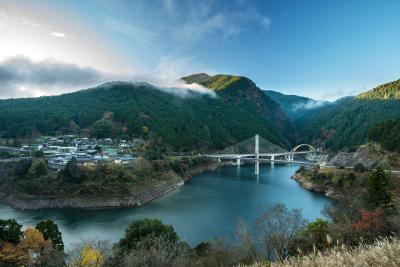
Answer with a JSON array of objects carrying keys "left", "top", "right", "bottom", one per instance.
[{"left": 0, "top": 75, "right": 295, "bottom": 150}]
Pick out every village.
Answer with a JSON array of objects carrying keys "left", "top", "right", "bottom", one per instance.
[{"left": 0, "top": 135, "right": 143, "bottom": 170}]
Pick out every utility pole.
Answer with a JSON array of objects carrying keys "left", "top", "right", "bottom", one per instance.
[{"left": 255, "top": 134, "right": 259, "bottom": 175}]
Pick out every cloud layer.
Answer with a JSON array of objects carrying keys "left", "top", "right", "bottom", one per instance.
[
  {"left": 292, "top": 100, "right": 328, "bottom": 111},
  {"left": 0, "top": 56, "right": 106, "bottom": 98},
  {"left": 0, "top": 56, "right": 215, "bottom": 99}
]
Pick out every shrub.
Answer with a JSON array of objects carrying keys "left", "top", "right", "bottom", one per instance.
[
  {"left": 36, "top": 219, "right": 64, "bottom": 251},
  {"left": 353, "top": 163, "right": 365, "bottom": 173},
  {"left": 367, "top": 168, "right": 392, "bottom": 207},
  {"left": 14, "top": 159, "right": 33, "bottom": 176},
  {"left": 0, "top": 219, "right": 23, "bottom": 244},
  {"left": 117, "top": 219, "right": 178, "bottom": 255},
  {"left": 28, "top": 159, "right": 48, "bottom": 178},
  {"left": 289, "top": 218, "right": 331, "bottom": 255}
]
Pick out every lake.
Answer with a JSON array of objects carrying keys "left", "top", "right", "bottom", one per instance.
[{"left": 0, "top": 164, "right": 330, "bottom": 248}]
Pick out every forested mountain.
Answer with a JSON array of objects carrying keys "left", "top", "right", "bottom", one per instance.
[
  {"left": 358, "top": 79, "right": 400, "bottom": 99},
  {"left": 0, "top": 75, "right": 294, "bottom": 151},
  {"left": 297, "top": 79, "right": 400, "bottom": 150},
  {"left": 263, "top": 90, "right": 328, "bottom": 120},
  {"left": 368, "top": 117, "right": 400, "bottom": 151}
]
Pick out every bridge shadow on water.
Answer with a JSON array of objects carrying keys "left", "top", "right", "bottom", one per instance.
[{"left": 214, "top": 163, "right": 300, "bottom": 185}]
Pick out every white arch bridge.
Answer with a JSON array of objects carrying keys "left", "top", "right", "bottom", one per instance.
[{"left": 203, "top": 134, "right": 328, "bottom": 175}]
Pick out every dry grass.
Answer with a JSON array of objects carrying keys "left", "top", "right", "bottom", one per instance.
[{"left": 242, "top": 237, "right": 400, "bottom": 267}]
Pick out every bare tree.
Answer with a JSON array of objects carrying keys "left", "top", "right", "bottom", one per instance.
[
  {"left": 234, "top": 219, "right": 259, "bottom": 264},
  {"left": 119, "top": 235, "right": 192, "bottom": 267},
  {"left": 255, "top": 204, "right": 306, "bottom": 260}
]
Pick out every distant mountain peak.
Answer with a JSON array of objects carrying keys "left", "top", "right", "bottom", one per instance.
[
  {"left": 182, "top": 73, "right": 254, "bottom": 93},
  {"left": 182, "top": 73, "right": 211, "bottom": 84}
]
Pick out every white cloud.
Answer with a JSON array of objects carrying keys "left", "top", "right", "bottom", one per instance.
[
  {"left": 261, "top": 16, "right": 271, "bottom": 29},
  {"left": 174, "top": 4, "right": 271, "bottom": 43},
  {"left": 292, "top": 100, "right": 328, "bottom": 111},
  {"left": 121, "top": 54, "right": 216, "bottom": 97},
  {"left": 104, "top": 17, "right": 158, "bottom": 46},
  {"left": 0, "top": 56, "right": 107, "bottom": 98},
  {"left": 51, "top": 31, "right": 66, "bottom": 38},
  {"left": 0, "top": 55, "right": 216, "bottom": 99}
]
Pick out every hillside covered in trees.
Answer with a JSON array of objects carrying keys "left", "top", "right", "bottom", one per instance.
[
  {"left": 0, "top": 75, "right": 294, "bottom": 151},
  {"left": 358, "top": 79, "right": 400, "bottom": 99},
  {"left": 263, "top": 90, "right": 328, "bottom": 121},
  {"left": 296, "top": 79, "right": 400, "bottom": 150},
  {"left": 368, "top": 117, "right": 400, "bottom": 151}
]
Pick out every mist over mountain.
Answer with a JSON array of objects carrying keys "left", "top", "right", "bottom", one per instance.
[
  {"left": 0, "top": 74, "right": 294, "bottom": 150},
  {"left": 2, "top": 71, "right": 400, "bottom": 152},
  {"left": 263, "top": 90, "right": 329, "bottom": 121},
  {"left": 297, "top": 79, "right": 400, "bottom": 150}
]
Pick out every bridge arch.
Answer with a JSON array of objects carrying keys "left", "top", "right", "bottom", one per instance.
[{"left": 290, "top": 144, "right": 316, "bottom": 153}]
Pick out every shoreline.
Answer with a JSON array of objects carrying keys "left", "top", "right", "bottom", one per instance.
[
  {"left": 291, "top": 172, "right": 339, "bottom": 199},
  {"left": 0, "top": 162, "right": 220, "bottom": 210}
]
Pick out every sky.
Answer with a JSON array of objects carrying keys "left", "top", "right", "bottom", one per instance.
[{"left": 1, "top": 0, "right": 400, "bottom": 100}]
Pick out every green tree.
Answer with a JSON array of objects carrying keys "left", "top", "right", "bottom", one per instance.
[
  {"left": 367, "top": 167, "right": 392, "bottom": 207},
  {"left": 353, "top": 163, "right": 365, "bottom": 173},
  {"left": 91, "top": 120, "right": 112, "bottom": 138},
  {"left": 33, "top": 149, "right": 45, "bottom": 158},
  {"left": 36, "top": 219, "right": 64, "bottom": 251},
  {"left": 289, "top": 218, "right": 331, "bottom": 255},
  {"left": 0, "top": 219, "right": 23, "bottom": 244},
  {"left": 117, "top": 218, "right": 178, "bottom": 254},
  {"left": 14, "top": 159, "right": 33, "bottom": 176},
  {"left": 63, "top": 157, "right": 81, "bottom": 183},
  {"left": 28, "top": 159, "right": 48, "bottom": 177}
]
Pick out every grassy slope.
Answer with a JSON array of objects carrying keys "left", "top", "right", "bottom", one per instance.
[{"left": 269, "top": 237, "right": 400, "bottom": 267}]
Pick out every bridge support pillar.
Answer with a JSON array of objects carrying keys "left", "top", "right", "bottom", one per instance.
[
  {"left": 255, "top": 134, "right": 260, "bottom": 175},
  {"left": 271, "top": 155, "right": 275, "bottom": 165},
  {"left": 218, "top": 157, "right": 221, "bottom": 163},
  {"left": 255, "top": 161, "right": 259, "bottom": 175},
  {"left": 237, "top": 158, "right": 241, "bottom": 167}
]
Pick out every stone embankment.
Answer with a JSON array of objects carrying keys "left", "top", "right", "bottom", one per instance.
[
  {"left": 0, "top": 178, "right": 184, "bottom": 209},
  {"left": 0, "top": 161, "right": 221, "bottom": 209}
]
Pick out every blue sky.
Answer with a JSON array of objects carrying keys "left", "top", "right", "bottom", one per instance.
[{"left": 1, "top": 0, "right": 400, "bottom": 99}]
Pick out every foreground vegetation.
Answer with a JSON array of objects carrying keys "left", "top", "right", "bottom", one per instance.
[
  {"left": 2, "top": 164, "right": 400, "bottom": 266},
  {"left": 267, "top": 237, "right": 400, "bottom": 267}
]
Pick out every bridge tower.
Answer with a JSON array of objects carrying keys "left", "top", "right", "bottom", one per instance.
[{"left": 255, "top": 134, "right": 259, "bottom": 175}]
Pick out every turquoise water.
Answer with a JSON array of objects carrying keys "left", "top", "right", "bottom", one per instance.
[{"left": 0, "top": 164, "right": 329, "bottom": 247}]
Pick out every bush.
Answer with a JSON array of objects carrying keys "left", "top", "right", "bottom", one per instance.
[
  {"left": 296, "top": 166, "right": 306, "bottom": 174},
  {"left": 0, "top": 219, "right": 23, "bottom": 244},
  {"left": 33, "top": 149, "right": 45, "bottom": 158},
  {"left": 289, "top": 218, "right": 331, "bottom": 255},
  {"left": 367, "top": 168, "right": 392, "bottom": 207},
  {"left": 36, "top": 219, "right": 64, "bottom": 251},
  {"left": 117, "top": 219, "right": 178, "bottom": 255},
  {"left": 91, "top": 120, "right": 112, "bottom": 138},
  {"left": 28, "top": 159, "right": 48, "bottom": 177},
  {"left": 353, "top": 163, "right": 365, "bottom": 173},
  {"left": 14, "top": 159, "right": 33, "bottom": 176},
  {"left": 119, "top": 236, "right": 192, "bottom": 267}
]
